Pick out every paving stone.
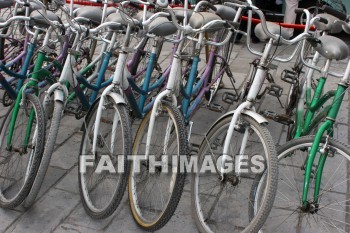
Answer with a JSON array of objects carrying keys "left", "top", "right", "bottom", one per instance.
[
  {"left": 30, "top": 166, "right": 67, "bottom": 204},
  {"left": 0, "top": 209, "right": 22, "bottom": 232},
  {"left": 62, "top": 203, "right": 116, "bottom": 231},
  {"left": 55, "top": 165, "right": 79, "bottom": 194},
  {"left": 50, "top": 132, "right": 83, "bottom": 170},
  {"left": 55, "top": 116, "right": 84, "bottom": 146},
  {"left": 53, "top": 223, "right": 98, "bottom": 233},
  {"left": 6, "top": 189, "right": 79, "bottom": 233}
]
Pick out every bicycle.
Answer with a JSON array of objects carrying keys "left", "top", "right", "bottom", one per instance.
[
  {"left": 0, "top": 0, "right": 66, "bottom": 209},
  {"left": 250, "top": 6, "right": 350, "bottom": 232},
  {"left": 129, "top": 1, "right": 241, "bottom": 231},
  {"left": 190, "top": 1, "right": 316, "bottom": 232},
  {"left": 78, "top": 0, "right": 180, "bottom": 220}
]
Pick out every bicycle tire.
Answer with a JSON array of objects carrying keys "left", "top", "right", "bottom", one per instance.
[
  {"left": 79, "top": 96, "right": 131, "bottom": 219},
  {"left": 249, "top": 135, "right": 350, "bottom": 232},
  {"left": 23, "top": 98, "right": 64, "bottom": 208},
  {"left": 0, "top": 93, "right": 46, "bottom": 208},
  {"left": 191, "top": 114, "right": 278, "bottom": 233},
  {"left": 129, "top": 101, "right": 189, "bottom": 231}
]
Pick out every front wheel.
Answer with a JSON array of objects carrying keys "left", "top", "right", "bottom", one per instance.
[
  {"left": 79, "top": 96, "right": 132, "bottom": 219},
  {"left": 129, "top": 101, "right": 189, "bottom": 231},
  {"left": 191, "top": 115, "right": 278, "bottom": 233},
  {"left": 23, "top": 99, "right": 64, "bottom": 208},
  {"left": 0, "top": 94, "right": 46, "bottom": 208},
  {"left": 250, "top": 135, "right": 350, "bottom": 232}
]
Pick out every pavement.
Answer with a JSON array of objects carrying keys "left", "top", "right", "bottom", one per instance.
[{"left": 0, "top": 19, "right": 350, "bottom": 232}]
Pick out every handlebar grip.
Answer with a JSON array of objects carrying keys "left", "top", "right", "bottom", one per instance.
[
  {"left": 206, "top": 2, "right": 217, "bottom": 12},
  {"left": 294, "top": 8, "right": 305, "bottom": 14},
  {"left": 321, "top": 5, "right": 347, "bottom": 21}
]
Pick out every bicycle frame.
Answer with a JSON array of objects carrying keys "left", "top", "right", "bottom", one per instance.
[
  {"left": 6, "top": 25, "right": 68, "bottom": 148},
  {"left": 295, "top": 57, "right": 350, "bottom": 207},
  {"left": 181, "top": 32, "right": 229, "bottom": 122},
  {"left": 45, "top": 28, "right": 117, "bottom": 116}
]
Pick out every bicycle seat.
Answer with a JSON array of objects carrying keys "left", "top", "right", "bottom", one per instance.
[
  {"left": 134, "top": 11, "right": 177, "bottom": 37},
  {"left": 0, "top": 0, "right": 13, "bottom": 9},
  {"left": 106, "top": 7, "right": 117, "bottom": 16},
  {"left": 214, "top": 5, "right": 237, "bottom": 21},
  {"left": 17, "top": 2, "right": 42, "bottom": 15},
  {"left": 147, "top": 17, "right": 178, "bottom": 37},
  {"left": 30, "top": 10, "right": 61, "bottom": 28},
  {"left": 75, "top": 6, "right": 103, "bottom": 26},
  {"left": 313, "top": 13, "right": 343, "bottom": 34},
  {"left": 172, "top": 7, "right": 192, "bottom": 22},
  {"left": 189, "top": 12, "right": 224, "bottom": 32},
  {"left": 312, "top": 35, "right": 349, "bottom": 61},
  {"left": 254, "top": 21, "right": 289, "bottom": 41},
  {"left": 106, "top": 12, "right": 140, "bottom": 30}
]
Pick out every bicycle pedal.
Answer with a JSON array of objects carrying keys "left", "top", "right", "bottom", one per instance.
[
  {"left": 260, "top": 110, "right": 294, "bottom": 125},
  {"left": 267, "top": 84, "right": 283, "bottom": 98},
  {"left": 222, "top": 91, "right": 238, "bottom": 104},
  {"left": 207, "top": 103, "right": 224, "bottom": 112},
  {"left": 281, "top": 69, "right": 298, "bottom": 84}
]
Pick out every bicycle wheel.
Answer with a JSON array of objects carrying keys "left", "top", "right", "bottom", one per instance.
[
  {"left": 191, "top": 114, "right": 278, "bottom": 233},
  {"left": 0, "top": 93, "right": 45, "bottom": 208},
  {"left": 23, "top": 99, "right": 64, "bottom": 208},
  {"left": 79, "top": 96, "right": 131, "bottom": 219},
  {"left": 250, "top": 135, "right": 350, "bottom": 232},
  {"left": 129, "top": 101, "right": 189, "bottom": 231}
]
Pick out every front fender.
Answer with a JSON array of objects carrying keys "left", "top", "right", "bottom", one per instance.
[{"left": 207, "top": 109, "right": 269, "bottom": 135}]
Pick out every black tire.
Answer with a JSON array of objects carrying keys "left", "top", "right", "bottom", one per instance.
[
  {"left": 23, "top": 99, "right": 64, "bottom": 208},
  {"left": 79, "top": 96, "right": 131, "bottom": 219},
  {"left": 249, "top": 135, "right": 350, "bottom": 232},
  {"left": 191, "top": 114, "right": 278, "bottom": 233},
  {"left": 0, "top": 93, "right": 46, "bottom": 208},
  {"left": 128, "top": 101, "right": 189, "bottom": 231}
]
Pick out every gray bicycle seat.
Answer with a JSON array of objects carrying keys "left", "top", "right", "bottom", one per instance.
[
  {"left": 313, "top": 13, "right": 343, "bottom": 34},
  {"left": 134, "top": 11, "right": 154, "bottom": 21},
  {"left": 17, "top": 2, "right": 42, "bottom": 15},
  {"left": 106, "top": 7, "right": 117, "bottom": 16},
  {"left": 312, "top": 35, "right": 349, "bottom": 61},
  {"left": 254, "top": 22, "right": 289, "bottom": 42},
  {"left": 133, "top": 11, "right": 177, "bottom": 37},
  {"left": 0, "top": 0, "right": 13, "bottom": 9},
  {"left": 75, "top": 6, "right": 103, "bottom": 25},
  {"left": 189, "top": 12, "right": 224, "bottom": 32},
  {"left": 106, "top": 12, "right": 140, "bottom": 30},
  {"left": 148, "top": 17, "right": 177, "bottom": 37},
  {"left": 214, "top": 5, "right": 237, "bottom": 21},
  {"left": 30, "top": 10, "right": 61, "bottom": 28},
  {"left": 172, "top": 7, "right": 192, "bottom": 22}
]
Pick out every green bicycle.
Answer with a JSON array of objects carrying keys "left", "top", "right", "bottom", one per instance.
[{"left": 250, "top": 6, "right": 350, "bottom": 232}]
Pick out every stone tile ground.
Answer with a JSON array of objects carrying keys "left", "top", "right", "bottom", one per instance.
[{"left": 0, "top": 10, "right": 349, "bottom": 232}]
